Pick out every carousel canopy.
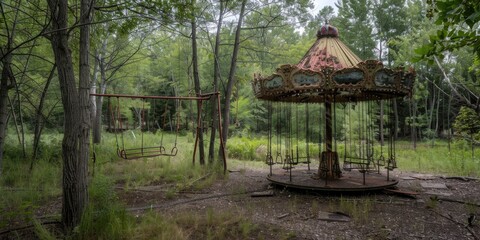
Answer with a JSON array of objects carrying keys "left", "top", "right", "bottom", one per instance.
[{"left": 252, "top": 24, "right": 415, "bottom": 103}]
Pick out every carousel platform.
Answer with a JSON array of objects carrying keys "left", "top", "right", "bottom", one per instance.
[{"left": 267, "top": 166, "right": 398, "bottom": 192}]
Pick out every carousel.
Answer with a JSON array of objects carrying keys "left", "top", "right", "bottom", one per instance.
[{"left": 252, "top": 24, "right": 415, "bottom": 191}]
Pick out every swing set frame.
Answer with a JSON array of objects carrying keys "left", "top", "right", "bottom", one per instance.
[{"left": 91, "top": 92, "right": 228, "bottom": 173}]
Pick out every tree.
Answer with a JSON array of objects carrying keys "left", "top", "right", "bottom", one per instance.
[
  {"left": 420, "top": 0, "right": 480, "bottom": 59},
  {"left": 371, "top": 0, "right": 408, "bottom": 142},
  {"left": 453, "top": 106, "right": 480, "bottom": 159},
  {"left": 190, "top": 1, "right": 206, "bottom": 164},
  {"left": 46, "top": 0, "right": 93, "bottom": 229},
  {"left": 371, "top": 0, "right": 407, "bottom": 64},
  {"left": 91, "top": 29, "right": 146, "bottom": 143},
  {"left": 334, "top": 0, "right": 376, "bottom": 59},
  {"left": 0, "top": 0, "right": 51, "bottom": 175},
  {"left": 208, "top": 0, "right": 226, "bottom": 163},
  {"left": 221, "top": 0, "right": 247, "bottom": 148}
]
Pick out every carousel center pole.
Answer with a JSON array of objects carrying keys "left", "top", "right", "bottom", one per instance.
[{"left": 319, "top": 99, "right": 341, "bottom": 180}]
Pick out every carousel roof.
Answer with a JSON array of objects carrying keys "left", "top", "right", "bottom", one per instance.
[
  {"left": 297, "top": 24, "right": 361, "bottom": 71},
  {"left": 252, "top": 24, "right": 415, "bottom": 103}
]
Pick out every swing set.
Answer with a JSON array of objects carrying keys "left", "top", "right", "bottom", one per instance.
[{"left": 92, "top": 92, "right": 227, "bottom": 172}]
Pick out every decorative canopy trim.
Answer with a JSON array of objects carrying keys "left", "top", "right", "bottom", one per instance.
[
  {"left": 252, "top": 24, "right": 415, "bottom": 103},
  {"left": 252, "top": 60, "right": 415, "bottom": 103}
]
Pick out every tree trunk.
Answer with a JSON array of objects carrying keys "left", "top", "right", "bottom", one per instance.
[
  {"left": 47, "top": 0, "right": 92, "bottom": 229},
  {"left": 78, "top": 0, "right": 92, "bottom": 224},
  {"left": 191, "top": 10, "right": 205, "bottom": 164},
  {"left": 90, "top": 50, "right": 99, "bottom": 143},
  {"left": 0, "top": 56, "right": 14, "bottom": 176},
  {"left": 93, "top": 38, "right": 108, "bottom": 143},
  {"left": 32, "top": 64, "right": 56, "bottom": 161},
  {"left": 413, "top": 100, "right": 417, "bottom": 149},
  {"left": 208, "top": 1, "right": 224, "bottom": 163},
  {"left": 221, "top": 0, "right": 247, "bottom": 147},
  {"left": 447, "top": 93, "right": 452, "bottom": 151}
]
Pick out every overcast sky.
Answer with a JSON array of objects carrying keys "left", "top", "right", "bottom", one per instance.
[{"left": 311, "top": 0, "right": 338, "bottom": 15}]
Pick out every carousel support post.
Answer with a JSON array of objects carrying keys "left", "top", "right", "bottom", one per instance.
[{"left": 320, "top": 100, "right": 340, "bottom": 180}]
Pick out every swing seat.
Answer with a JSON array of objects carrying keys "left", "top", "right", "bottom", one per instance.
[
  {"left": 385, "top": 157, "right": 397, "bottom": 171},
  {"left": 117, "top": 145, "right": 178, "bottom": 160},
  {"left": 296, "top": 156, "right": 311, "bottom": 164},
  {"left": 275, "top": 153, "right": 283, "bottom": 164},
  {"left": 265, "top": 154, "right": 274, "bottom": 165},
  {"left": 343, "top": 157, "right": 375, "bottom": 171},
  {"left": 376, "top": 155, "right": 386, "bottom": 167},
  {"left": 282, "top": 155, "right": 295, "bottom": 170}
]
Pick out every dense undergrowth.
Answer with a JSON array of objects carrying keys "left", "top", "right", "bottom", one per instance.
[{"left": 1, "top": 131, "right": 479, "bottom": 239}]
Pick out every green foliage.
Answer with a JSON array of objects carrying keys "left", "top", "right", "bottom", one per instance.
[
  {"left": 396, "top": 140, "right": 480, "bottom": 176},
  {"left": 338, "top": 196, "right": 373, "bottom": 224},
  {"left": 227, "top": 137, "right": 265, "bottom": 161},
  {"left": 76, "top": 174, "right": 133, "bottom": 240},
  {"left": 453, "top": 106, "right": 480, "bottom": 137},
  {"left": 133, "top": 208, "right": 260, "bottom": 240},
  {"left": 333, "top": 0, "right": 376, "bottom": 59},
  {"left": 33, "top": 219, "right": 56, "bottom": 240},
  {"left": 419, "top": 0, "right": 480, "bottom": 59},
  {"left": 0, "top": 147, "right": 61, "bottom": 229}
]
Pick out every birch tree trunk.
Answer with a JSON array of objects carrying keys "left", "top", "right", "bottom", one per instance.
[
  {"left": 221, "top": 0, "right": 247, "bottom": 147},
  {"left": 208, "top": 0, "right": 224, "bottom": 163},
  {"left": 191, "top": 7, "right": 205, "bottom": 164}
]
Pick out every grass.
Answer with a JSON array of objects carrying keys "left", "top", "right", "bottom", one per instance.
[
  {"left": 2, "top": 130, "right": 480, "bottom": 239},
  {"left": 396, "top": 140, "right": 480, "bottom": 177},
  {"left": 227, "top": 136, "right": 480, "bottom": 177},
  {"left": 338, "top": 196, "right": 373, "bottom": 224},
  {"left": 0, "top": 131, "right": 227, "bottom": 238},
  {"left": 0, "top": 133, "right": 62, "bottom": 229},
  {"left": 132, "top": 208, "right": 260, "bottom": 240}
]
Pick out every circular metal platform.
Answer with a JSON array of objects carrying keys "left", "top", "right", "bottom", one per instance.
[{"left": 267, "top": 166, "right": 398, "bottom": 192}]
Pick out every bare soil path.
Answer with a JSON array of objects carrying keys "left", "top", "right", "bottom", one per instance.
[
  {"left": 119, "top": 166, "right": 480, "bottom": 240},
  {"left": 2, "top": 166, "right": 479, "bottom": 239}
]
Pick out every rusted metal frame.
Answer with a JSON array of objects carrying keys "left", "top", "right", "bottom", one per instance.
[
  {"left": 90, "top": 92, "right": 216, "bottom": 100},
  {"left": 192, "top": 99, "right": 203, "bottom": 165},
  {"left": 117, "top": 97, "right": 125, "bottom": 152},
  {"left": 97, "top": 92, "right": 227, "bottom": 172}
]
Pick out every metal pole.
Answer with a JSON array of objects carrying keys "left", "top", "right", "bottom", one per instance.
[{"left": 90, "top": 92, "right": 215, "bottom": 101}]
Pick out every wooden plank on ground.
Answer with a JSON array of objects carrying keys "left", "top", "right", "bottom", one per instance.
[
  {"left": 318, "top": 211, "right": 351, "bottom": 222},
  {"left": 383, "top": 188, "right": 419, "bottom": 199},
  {"left": 251, "top": 190, "right": 274, "bottom": 197}
]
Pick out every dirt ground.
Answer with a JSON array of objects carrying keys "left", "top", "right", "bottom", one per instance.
[
  {"left": 119, "top": 165, "right": 480, "bottom": 240},
  {"left": 2, "top": 165, "right": 480, "bottom": 239}
]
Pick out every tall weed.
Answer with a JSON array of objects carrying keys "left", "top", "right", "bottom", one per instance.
[{"left": 76, "top": 174, "right": 133, "bottom": 240}]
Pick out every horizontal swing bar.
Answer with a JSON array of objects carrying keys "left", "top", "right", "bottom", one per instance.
[{"left": 90, "top": 92, "right": 219, "bottom": 100}]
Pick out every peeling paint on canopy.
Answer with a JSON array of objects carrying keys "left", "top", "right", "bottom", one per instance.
[{"left": 297, "top": 24, "right": 362, "bottom": 71}]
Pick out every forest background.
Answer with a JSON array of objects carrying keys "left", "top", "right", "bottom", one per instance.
[{"left": 1, "top": 0, "right": 480, "bottom": 237}]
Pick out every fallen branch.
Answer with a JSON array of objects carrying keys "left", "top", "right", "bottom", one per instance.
[
  {"left": 188, "top": 172, "right": 212, "bottom": 186},
  {"left": 437, "top": 197, "right": 480, "bottom": 207},
  {"left": 431, "top": 210, "right": 479, "bottom": 240},
  {"left": 442, "top": 176, "right": 479, "bottom": 182},
  {"left": 276, "top": 213, "right": 290, "bottom": 219},
  {"left": 126, "top": 188, "right": 266, "bottom": 212},
  {"left": 0, "top": 220, "right": 60, "bottom": 237}
]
